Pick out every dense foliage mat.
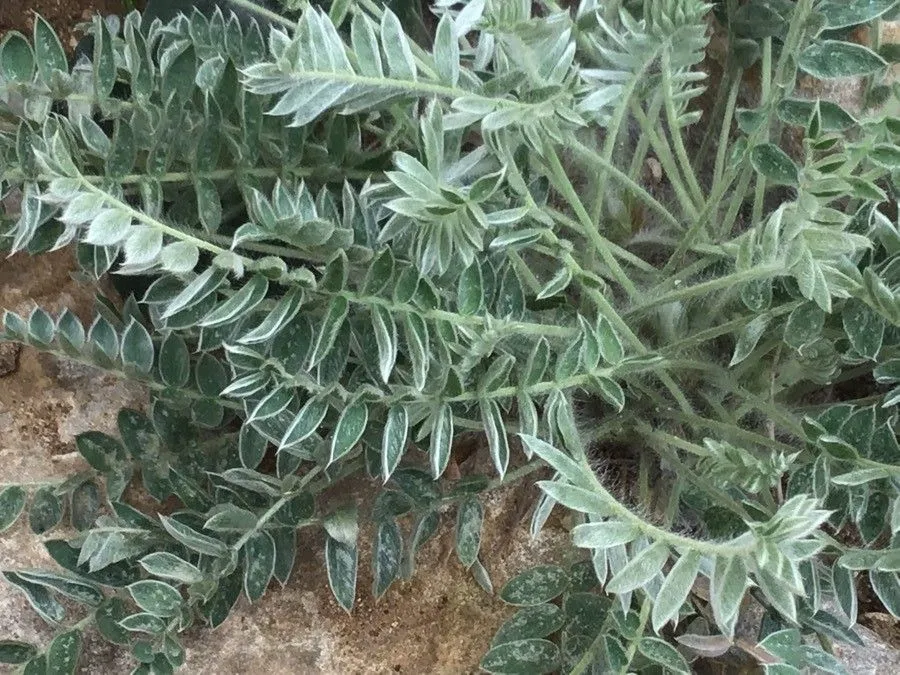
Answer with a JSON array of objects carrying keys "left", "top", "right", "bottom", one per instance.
[{"left": 2, "top": 0, "right": 900, "bottom": 672}]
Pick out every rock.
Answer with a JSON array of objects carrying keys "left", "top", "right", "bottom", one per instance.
[{"left": 0, "top": 342, "right": 20, "bottom": 377}]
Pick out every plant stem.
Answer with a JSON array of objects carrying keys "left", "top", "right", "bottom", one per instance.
[
  {"left": 568, "top": 137, "right": 683, "bottom": 233},
  {"left": 543, "top": 142, "right": 639, "bottom": 299},
  {"left": 627, "top": 265, "right": 781, "bottom": 316},
  {"left": 227, "top": 0, "right": 296, "bottom": 28},
  {"left": 751, "top": 38, "right": 772, "bottom": 227}
]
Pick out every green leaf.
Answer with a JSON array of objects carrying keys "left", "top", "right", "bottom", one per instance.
[
  {"left": 118, "top": 613, "right": 166, "bottom": 634},
  {"left": 0, "top": 641, "right": 37, "bottom": 665},
  {"left": 128, "top": 580, "right": 183, "bottom": 617},
  {"left": 94, "top": 597, "right": 130, "bottom": 645},
  {"left": 93, "top": 15, "right": 115, "bottom": 98},
  {"left": 652, "top": 550, "right": 701, "bottom": 632},
  {"left": 381, "top": 9, "right": 417, "bottom": 80},
  {"left": 537, "top": 481, "right": 608, "bottom": 516},
  {"left": 3, "top": 571, "right": 66, "bottom": 623},
  {"left": 0, "top": 485, "right": 26, "bottom": 532},
  {"left": 492, "top": 604, "right": 565, "bottom": 646},
  {"left": 106, "top": 120, "right": 136, "bottom": 178},
  {"left": 537, "top": 266, "right": 572, "bottom": 299},
  {"left": 571, "top": 521, "right": 638, "bottom": 549},
  {"left": 500, "top": 565, "right": 569, "bottom": 606},
  {"left": 200, "top": 275, "right": 268, "bottom": 328},
  {"left": 480, "top": 639, "right": 560, "bottom": 674},
  {"left": 323, "top": 506, "right": 359, "bottom": 547},
  {"left": 272, "top": 528, "right": 297, "bottom": 586},
  {"left": 711, "top": 555, "right": 747, "bottom": 635},
  {"left": 457, "top": 262, "right": 484, "bottom": 314},
  {"left": 731, "top": 316, "right": 769, "bottom": 366},
  {"left": 402, "top": 313, "right": 429, "bottom": 390},
  {"left": 593, "top": 376, "right": 625, "bottom": 412},
  {"left": 381, "top": 405, "right": 408, "bottom": 483},
  {"left": 159, "top": 515, "right": 228, "bottom": 557},
  {"left": 30, "top": 487, "right": 62, "bottom": 534},
  {"left": 799, "top": 40, "right": 886, "bottom": 79},
  {"left": 455, "top": 498, "right": 483, "bottom": 569},
  {"left": 750, "top": 143, "right": 799, "bottom": 186},
  {"left": 281, "top": 396, "right": 329, "bottom": 449},
  {"left": 429, "top": 403, "right": 454, "bottom": 479},
  {"left": 307, "top": 296, "right": 349, "bottom": 369},
  {"left": 158, "top": 333, "right": 190, "bottom": 388},
  {"left": 371, "top": 305, "right": 398, "bottom": 383},
  {"left": 0, "top": 32, "right": 34, "bottom": 82},
  {"left": 372, "top": 518, "right": 402, "bottom": 599},
  {"left": 16, "top": 571, "right": 103, "bottom": 606},
  {"left": 481, "top": 398, "right": 509, "bottom": 477},
  {"left": 784, "top": 302, "right": 825, "bottom": 350},
  {"left": 325, "top": 535, "right": 358, "bottom": 612},
  {"left": 638, "top": 637, "right": 690, "bottom": 674},
  {"left": 870, "top": 568, "right": 900, "bottom": 616},
  {"left": 244, "top": 531, "right": 276, "bottom": 602},
  {"left": 45, "top": 630, "right": 82, "bottom": 675},
  {"left": 34, "top": 16, "right": 67, "bottom": 81},
  {"left": 819, "top": 0, "right": 898, "bottom": 29},
  {"left": 843, "top": 299, "right": 885, "bottom": 360},
  {"left": 76, "top": 430, "right": 127, "bottom": 473},
  {"left": 121, "top": 320, "right": 154, "bottom": 374},
  {"left": 596, "top": 318, "right": 624, "bottom": 365},
  {"left": 329, "top": 399, "right": 368, "bottom": 464},
  {"left": 139, "top": 552, "right": 205, "bottom": 585},
  {"left": 606, "top": 542, "right": 669, "bottom": 594}
]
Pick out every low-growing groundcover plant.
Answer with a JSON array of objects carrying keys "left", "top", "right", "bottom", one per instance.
[{"left": 1, "top": 0, "right": 900, "bottom": 672}]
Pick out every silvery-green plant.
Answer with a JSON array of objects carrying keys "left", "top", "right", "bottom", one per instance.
[{"left": 0, "top": 0, "right": 899, "bottom": 672}]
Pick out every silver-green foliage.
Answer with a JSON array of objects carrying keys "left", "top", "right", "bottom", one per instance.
[{"left": 0, "top": 0, "right": 899, "bottom": 672}]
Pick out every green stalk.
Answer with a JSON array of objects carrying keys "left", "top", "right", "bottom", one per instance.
[
  {"left": 661, "top": 52, "right": 704, "bottom": 206},
  {"left": 630, "top": 101, "right": 701, "bottom": 219},
  {"left": 543, "top": 142, "right": 640, "bottom": 299},
  {"left": 751, "top": 38, "right": 773, "bottom": 227},
  {"left": 626, "top": 266, "right": 781, "bottom": 316}
]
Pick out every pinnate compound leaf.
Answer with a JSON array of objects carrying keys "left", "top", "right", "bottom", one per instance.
[
  {"left": 480, "top": 639, "right": 560, "bottom": 674},
  {"left": 500, "top": 565, "right": 569, "bottom": 606}
]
